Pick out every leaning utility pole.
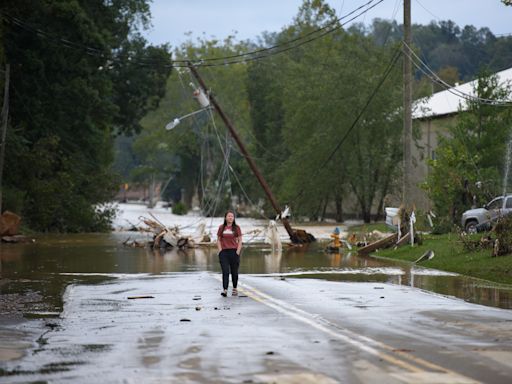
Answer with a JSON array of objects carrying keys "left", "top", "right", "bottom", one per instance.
[
  {"left": 403, "top": 0, "right": 413, "bottom": 207},
  {"left": 188, "top": 63, "right": 300, "bottom": 243},
  {"left": 0, "top": 64, "right": 11, "bottom": 215}
]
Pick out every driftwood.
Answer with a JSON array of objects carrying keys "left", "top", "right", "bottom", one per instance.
[
  {"left": 1, "top": 235, "right": 35, "bottom": 243},
  {"left": 357, "top": 233, "right": 398, "bottom": 255},
  {"left": 122, "top": 237, "right": 145, "bottom": 248},
  {"left": 124, "top": 216, "right": 210, "bottom": 249},
  {"left": 395, "top": 232, "right": 411, "bottom": 247}
]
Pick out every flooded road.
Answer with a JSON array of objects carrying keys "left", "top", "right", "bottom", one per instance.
[
  {"left": 2, "top": 232, "right": 511, "bottom": 310},
  {"left": 1, "top": 233, "right": 512, "bottom": 383}
]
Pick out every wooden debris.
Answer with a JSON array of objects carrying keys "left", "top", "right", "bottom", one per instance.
[
  {"left": 123, "top": 216, "right": 211, "bottom": 249},
  {"left": 357, "top": 233, "right": 398, "bottom": 255},
  {"left": 414, "top": 250, "right": 434, "bottom": 263},
  {"left": 1, "top": 235, "right": 35, "bottom": 243},
  {"left": 395, "top": 232, "right": 411, "bottom": 247}
]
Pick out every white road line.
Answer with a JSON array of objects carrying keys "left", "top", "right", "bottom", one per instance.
[{"left": 212, "top": 274, "right": 480, "bottom": 383}]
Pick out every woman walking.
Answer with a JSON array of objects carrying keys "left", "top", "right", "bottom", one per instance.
[{"left": 217, "top": 210, "right": 243, "bottom": 297}]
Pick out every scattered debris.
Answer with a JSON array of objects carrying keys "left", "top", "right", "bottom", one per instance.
[
  {"left": 493, "top": 215, "right": 512, "bottom": 256},
  {"left": 265, "top": 351, "right": 275, "bottom": 355},
  {"left": 180, "top": 318, "right": 191, "bottom": 322},
  {"left": 357, "top": 233, "right": 398, "bottom": 255},
  {"left": 292, "top": 229, "right": 316, "bottom": 244},
  {"left": 0, "top": 211, "right": 21, "bottom": 236},
  {"left": 457, "top": 214, "right": 512, "bottom": 257},
  {"left": 124, "top": 215, "right": 211, "bottom": 249},
  {"left": 122, "top": 237, "right": 145, "bottom": 248},
  {"left": 127, "top": 296, "right": 154, "bottom": 300},
  {"left": 458, "top": 230, "right": 493, "bottom": 252},
  {"left": 414, "top": 250, "right": 435, "bottom": 263},
  {"left": 195, "top": 306, "right": 201, "bottom": 311},
  {"left": 1, "top": 235, "right": 35, "bottom": 243}
]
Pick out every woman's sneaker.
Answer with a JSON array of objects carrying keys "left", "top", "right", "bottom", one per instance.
[
  {"left": 221, "top": 290, "right": 227, "bottom": 297},
  {"left": 232, "top": 288, "right": 238, "bottom": 296}
]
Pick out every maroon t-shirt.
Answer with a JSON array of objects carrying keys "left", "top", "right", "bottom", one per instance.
[{"left": 217, "top": 224, "right": 241, "bottom": 250}]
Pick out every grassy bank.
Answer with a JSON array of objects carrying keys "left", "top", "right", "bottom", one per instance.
[{"left": 374, "top": 233, "right": 512, "bottom": 285}]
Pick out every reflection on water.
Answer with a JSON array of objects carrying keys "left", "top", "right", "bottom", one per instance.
[{"left": 1, "top": 232, "right": 511, "bottom": 311}]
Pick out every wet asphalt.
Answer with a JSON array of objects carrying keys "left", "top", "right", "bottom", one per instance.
[{"left": 1, "top": 272, "right": 512, "bottom": 383}]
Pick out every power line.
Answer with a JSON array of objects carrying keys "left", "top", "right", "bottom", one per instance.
[
  {"left": 173, "top": 0, "right": 381, "bottom": 63},
  {"left": 172, "top": 0, "right": 385, "bottom": 67},
  {"left": 1, "top": 0, "right": 384, "bottom": 68},
  {"left": 289, "top": 46, "right": 403, "bottom": 205},
  {"left": 403, "top": 42, "right": 512, "bottom": 106}
]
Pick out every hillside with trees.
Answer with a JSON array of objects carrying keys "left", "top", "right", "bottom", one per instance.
[
  {"left": 2, "top": 0, "right": 512, "bottom": 230},
  {"left": 128, "top": 1, "right": 512, "bottom": 223}
]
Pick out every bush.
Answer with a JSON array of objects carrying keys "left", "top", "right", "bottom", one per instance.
[
  {"left": 2, "top": 186, "right": 24, "bottom": 214},
  {"left": 172, "top": 202, "right": 188, "bottom": 215},
  {"left": 431, "top": 217, "right": 456, "bottom": 234}
]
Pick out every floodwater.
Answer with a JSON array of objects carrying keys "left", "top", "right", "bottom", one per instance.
[
  {"left": 1, "top": 232, "right": 511, "bottom": 315},
  {"left": 2, "top": 233, "right": 512, "bottom": 383}
]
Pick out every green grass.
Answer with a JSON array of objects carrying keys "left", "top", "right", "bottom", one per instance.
[{"left": 375, "top": 233, "right": 512, "bottom": 285}]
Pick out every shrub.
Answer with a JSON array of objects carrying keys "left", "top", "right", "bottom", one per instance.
[{"left": 172, "top": 202, "right": 188, "bottom": 215}]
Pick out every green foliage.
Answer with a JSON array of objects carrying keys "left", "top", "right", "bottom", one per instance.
[
  {"left": 424, "top": 72, "right": 512, "bottom": 225},
  {"left": 494, "top": 214, "right": 512, "bottom": 256},
  {"left": 366, "top": 19, "right": 512, "bottom": 80},
  {"left": 377, "top": 233, "right": 512, "bottom": 285},
  {"left": 134, "top": 36, "right": 252, "bottom": 212},
  {"left": 115, "top": 0, "right": 512, "bottom": 225},
  {"left": 171, "top": 201, "right": 188, "bottom": 216},
  {"left": 0, "top": 0, "right": 170, "bottom": 231}
]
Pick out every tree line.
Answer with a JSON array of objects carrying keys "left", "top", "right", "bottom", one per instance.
[
  {"left": 0, "top": 0, "right": 171, "bottom": 231},
  {"left": 2, "top": 0, "right": 512, "bottom": 230},
  {"left": 127, "top": 1, "right": 512, "bottom": 223}
]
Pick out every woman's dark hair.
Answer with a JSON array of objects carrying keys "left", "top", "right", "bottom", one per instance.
[{"left": 221, "top": 210, "right": 239, "bottom": 236}]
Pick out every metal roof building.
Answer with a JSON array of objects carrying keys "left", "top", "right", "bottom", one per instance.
[{"left": 413, "top": 67, "right": 512, "bottom": 120}]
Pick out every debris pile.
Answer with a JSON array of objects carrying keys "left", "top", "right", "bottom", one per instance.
[
  {"left": 492, "top": 214, "right": 512, "bottom": 257},
  {"left": 0, "top": 211, "right": 35, "bottom": 243},
  {"left": 458, "top": 214, "right": 512, "bottom": 257},
  {"left": 124, "top": 215, "right": 211, "bottom": 249}
]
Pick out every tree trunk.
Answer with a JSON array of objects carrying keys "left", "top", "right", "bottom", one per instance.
[
  {"left": 335, "top": 194, "right": 343, "bottom": 223},
  {"left": 321, "top": 198, "right": 328, "bottom": 221},
  {"left": 363, "top": 209, "right": 372, "bottom": 223}
]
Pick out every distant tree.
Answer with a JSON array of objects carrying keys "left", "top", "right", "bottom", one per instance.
[
  {"left": 0, "top": 0, "right": 171, "bottom": 231},
  {"left": 424, "top": 72, "right": 512, "bottom": 227},
  {"left": 134, "top": 36, "right": 252, "bottom": 212}
]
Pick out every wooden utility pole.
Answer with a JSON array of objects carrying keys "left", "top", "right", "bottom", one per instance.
[
  {"left": 403, "top": 0, "right": 413, "bottom": 207},
  {"left": 0, "top": 64, "right": 11, "bottom": 215},
  {"left": 188, "top": 63, "right": 300, "bottom": 243}
]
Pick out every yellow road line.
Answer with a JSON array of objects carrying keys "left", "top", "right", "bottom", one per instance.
[{"left": 213, "top": 274, "right": 479, "bottom": 383}]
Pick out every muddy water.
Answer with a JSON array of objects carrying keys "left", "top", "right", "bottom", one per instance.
[{"left": 1, "top": 232, "right": 511, "bottom": 315}]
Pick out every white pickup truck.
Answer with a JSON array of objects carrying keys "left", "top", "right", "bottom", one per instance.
[{"left": 461, "top": 195, "right": 512, "bottom": 233}]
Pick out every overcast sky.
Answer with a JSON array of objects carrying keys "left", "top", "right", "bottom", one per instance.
[{"left": 143, "top": 0, "right": 512, "bottom": 48}]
